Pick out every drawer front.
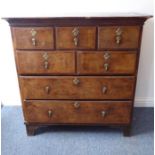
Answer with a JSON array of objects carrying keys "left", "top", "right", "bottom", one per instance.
[
  {"left": 24, "top": 100, "right": 132, "bottom": 124},
  {"left": 77, "top": 51, "right": 137, "bottom": 74},
  {"left": 16, "top": 51, "right": 75, "bottom": 74},
  {"left": 20, "top": 76, "right": 135, "bottom": 99},
  {"left": 98, "top": 26, "right": 140, "bottom": 49},
  {"left": 56, "top": 27, "right": 96, "bottom": 49},
  {"left": 12, "top": 27, "right": 54, "bottom": 49}
]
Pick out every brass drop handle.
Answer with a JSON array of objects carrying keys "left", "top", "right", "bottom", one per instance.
[
  {"left": 116, "top": 36, "right": 121, "bottom": 44},
  {"left": 44, "top": 61, "right": 49, "bottom": 69},
  {"left": 104, "top": 63, "right": 109, "bottom": 71},
  {"left": 101, "top": 110, "right": 107, "bottom": 118},
  {"left": 72, "top": 27, "right": 79, "bottom": 47},
  {"left": 30, "top": 29, "right": 37, "bottom": 46},
  {"left": 42, "top": 53, "right": 49, "bottom": 69},
  {"left": 73, "top": 37, "right": 78, "bottom": 46},
  {"left": 74, "top": 102, "right": 80, "bottom": 109},
  {"left": 48, "top": 110, "right": 53, "bottom": 118},
  {"left": 32, "top": 37, "right": 36, "bottom": 46},
  {"left": 72, "top": 27, "right": 79, "bottom": 37},
  {"left": 115, "top": 27, "right": 123, "bottom": 45},
  {"left": 102, "top": 86, "right": 107, "bottom": 94},
  {"left": 45, "top": 86, "right": 50, "bottom": 94},
  {"left": 73, "top": 78, "right": 80, "bottom": 85}
]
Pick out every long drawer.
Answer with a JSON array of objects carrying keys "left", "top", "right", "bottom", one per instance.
[
  {"left": 19, "top": 76, "right": 135, "bottom": 99},
  {"left": 24, "top": 100, "right": 132, "bottom": 124}
]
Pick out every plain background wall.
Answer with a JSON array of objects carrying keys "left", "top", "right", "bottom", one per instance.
[{"left": 0, "top": 0, "right": 154, "bottom": 106}]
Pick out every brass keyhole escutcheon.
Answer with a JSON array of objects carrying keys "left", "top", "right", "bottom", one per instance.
[
  {"left": 73, "top": 78, "right": 80, "bottom": 85},
  {"left": 74, "top": 102, "right": 80, "bottom": 109},
  {"left": 104, "top": 52, "right": 111, "bottom": 60}
]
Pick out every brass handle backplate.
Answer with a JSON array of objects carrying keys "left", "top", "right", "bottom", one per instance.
[
  {"left": 45, "top": 86, "right": 51, "bottom": 94},
  {"left": 48, "top": 110, "right": 53, "bottom": 117},
  {"left": 74, "top": 102, "right": 80, "bottom": 109},
  {"left": 104, "top": 52, "right": 111, "bottom": 60},
  {"left": 73, "top": 78, "right": 80, "bottom": 85},
  {"left": 31, "top": 29, "right": 37, "bottom": 37},
  {"left": 115, "top": 27, "right": 123, "bottom": 45},
  {"left": 43, "top": 53, "right": 49, "bottom": 60},
  {"left": 102, "top": 86, "right": 107, "bottom": 94}
]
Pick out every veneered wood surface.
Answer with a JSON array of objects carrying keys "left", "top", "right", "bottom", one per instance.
[
  {"left": 98, "top": 26, "right": 140, "bottom": 49},
  {"left": 16, "top": 50, "right": 75, "bottom": 74},
  {"left": 12, "top": 27, "right": 54, "bottom": 49},
  {"left": 5, "top": 16, "right": 149, "bottom": 134},
  {"left": 24, "top": 100, "right": 132, "bottom": 124},
  {"left": 19, "top": 76, "right": 135, "bottom": 100},
  {"left": 77, "top": 51, "right": 137, "bottom": 74},
  {"left": 56, "top": 27, "right": 96, "bottom": 49}
]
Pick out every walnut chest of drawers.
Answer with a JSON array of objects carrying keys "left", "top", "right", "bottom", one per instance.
[{"left": 4, "top": 16, "right": 150, "bottom": 136}]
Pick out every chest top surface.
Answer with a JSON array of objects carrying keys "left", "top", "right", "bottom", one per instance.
[{"left": 3, "top": 14, "right": 152, "bottom": 26}]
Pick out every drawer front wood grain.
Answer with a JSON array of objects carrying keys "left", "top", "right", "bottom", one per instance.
[
  {"left": 20, "top": 76, "right": 135, "bottom": 100},
  {"left": 98, "top": 26, "right": 140, "bottom": 49},
  {"left": 77, "top": 51, "right": 137, "bottom": 75},
  {"left": 56, "top": 27, "right": 96, "bottom": 49},
  {"left": 16, "top": 51, "right": 75, "bottom": 74},
  {"left": 12, "top": 27, "right": 54, "bottom": 49},
  {"left": 24, "top": 100, "right": 132, "bottom": 124}
]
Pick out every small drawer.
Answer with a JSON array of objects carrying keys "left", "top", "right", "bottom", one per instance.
[
  {"left": 77, "top": 51, "right": 137, "bottom": 75},
  {"left": 19, "top": 76, "right": 135, "bottom": 100},
  {"left": 24, "top": 100, "right": 132, "bottom": 124},
  {"left": 16, "top": 51, "right": 75, "bottom": 74},
  {"left": 12, "top": 27, "right": 54, "bottom": 49},
  {"left": 56, "top": 27, "right": 96, "bottom": 49},
  {"left": 98, "top": 26, "right": 140, "bottom": 49}
]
